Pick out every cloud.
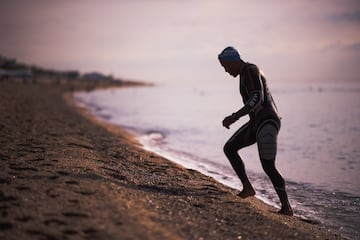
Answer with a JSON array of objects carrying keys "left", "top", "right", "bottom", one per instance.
[
  {"left": 331, "top": 10, "right": 360, "bottom": 22},
  {"left": 346, "top": 42, "right": 360, "bottom": 51},
  {"left": 1, "top": 0, "right": 359, "bottom": 83},
  {"left": 320, "top": 41, "right": 360, "bottom": 53}
]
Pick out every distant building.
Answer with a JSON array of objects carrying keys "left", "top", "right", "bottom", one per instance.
[
  {"left": 0, "top": 56, "right": 17, "bottom": 68},
  {"left": 61, "top": 71, "right": 80, "bottom": 79},
  {"left": 82, "top": 72, "right": 109, "bottom": 81},
  {"left": 0, "top": 68, "right": 32, "bottom": 78}
]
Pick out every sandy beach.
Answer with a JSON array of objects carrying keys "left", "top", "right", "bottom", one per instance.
[{"left": 0, "top": 79, "right": 344, "bottom": 240}]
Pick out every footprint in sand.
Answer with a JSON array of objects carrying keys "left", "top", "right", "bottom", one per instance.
[
  {"left": 15, "top": 186, "right": 31, "bottom": 191},
  {"left": 0, "top": 178, "right": 9, "bottom": 184},
  {"left": 9, "top": 166, "right": 38, "bottom": 172},
  {"left": 62, "top": 212, "right": 89, "bottom": 218},
  {"left": 26, "top": 229, "right": 57, "bottom": 239},
  {"left": 45, "top": 188, "right": 60, "bottom": 198},
  {"left": 0, "top": 221, "right": 13, "bottom": 230},
  {"left": 0, "top": 193, "right": 18, "bottom": 202},
  {"left": 74, "top": 190, "right": 96, "bottom": 196},
  {"left": 16, "top": 216, "right": 32, "bottom": 222},
  {"left": 64, "top": 180, "right": 79, "bottom": 185},
  {"left": 83, "top": 227, "right": 98, "bottom": 237},
  {"left": 100, "top": 167, "right": 127, "bottom": 181},
  {"left": 57, "top": 171, "right": 70, "bottom": 176},
  {"left": 44, "top": 218, "right": 67, "bottom": 226},
  {"left": 48, "top": 175, "right": 59, "bottom": 180},
  {"left": 27, "top": 157, "right": 45, "bottom": 162},
  {"left": 40, "top": 163, "right": 54, "bottom": 167},
  {"left": 62, "top": 229, "right": 78, "bottom": 235},
  {"left": 108, "top": 173, "right": 127, "bottom": 181},
  {"left": 68, "top": 199, "right": 80, "bottom": 204}
]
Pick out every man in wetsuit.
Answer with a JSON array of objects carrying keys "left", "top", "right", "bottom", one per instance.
[{"left": 218, "top": 46, "right": 293, "bottom": 216}]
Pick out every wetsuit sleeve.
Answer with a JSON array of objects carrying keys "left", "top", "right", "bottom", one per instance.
[{"left": 233, "top": 66, "right": 264, "bottom": 119}]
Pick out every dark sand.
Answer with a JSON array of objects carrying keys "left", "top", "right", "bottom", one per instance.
[{"left": 0, "top": 80, "right": 344, "bottom": 240}]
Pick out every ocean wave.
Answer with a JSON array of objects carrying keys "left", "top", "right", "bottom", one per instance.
[
  {"left": 141, "top": 130, "right": 167, "bottom": 145},
  {"left": 273, "top": 83, "right": 360, "bottom": 94}
]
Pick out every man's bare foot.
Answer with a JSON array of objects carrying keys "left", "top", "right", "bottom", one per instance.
[
  {"left": 278, "top": 207, "right": 293, "bottom": 216},
  {"left": 237, "top": 188, "right": 256, "bottom": 198}
]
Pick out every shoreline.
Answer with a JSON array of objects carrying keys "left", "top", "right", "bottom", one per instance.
[
  {"left": 69, "top": 83, "right": 345, "bottom": 238},
  {"left": 0, "top": 80, "right": 345, "bottom": 239}
]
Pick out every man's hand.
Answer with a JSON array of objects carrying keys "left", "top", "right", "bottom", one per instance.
[{"left": 222, "top": 114, "right": 238, "bottom": 129}]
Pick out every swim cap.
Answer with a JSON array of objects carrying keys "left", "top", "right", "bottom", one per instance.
[{"left": 218, "top": 46, "right": 241, "bottom": 62}]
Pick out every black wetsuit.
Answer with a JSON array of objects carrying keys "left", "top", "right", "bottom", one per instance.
[
  {"left": 238, "top": 62, "right": 281, "bottom": 131},
  {"left": 224, "top": 62, "right": 286, "bottom": 191}
]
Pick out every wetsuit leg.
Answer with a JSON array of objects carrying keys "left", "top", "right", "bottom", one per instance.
[
  {"left": 260, "top": 160, "right": 285, "bottom": 192},
  {"left": 224, "top": 122, "right": 256, "bottom": 187},
  {"left": 257, "top": 122, "right": 293, "bottom": 215},
  {"left": 256, "top": 121, "right": 279, "bottom": 161},
  {"left": 257, "top": 122, "right": 284, "bottom": 188}
]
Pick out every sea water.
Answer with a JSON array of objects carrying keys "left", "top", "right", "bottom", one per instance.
[{"left": 75, "top": 82, "right": 360, "bottom": 239}]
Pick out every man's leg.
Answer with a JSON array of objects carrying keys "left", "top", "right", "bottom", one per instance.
[
  {"left": 260, "top": 160, "right": 293, "bottom": 215},
  {"left": 224, "top": 123, "right": 256, "bottom": 198},
  {"left": 257, "top": 122, "right": 293, "bottom": 215}
]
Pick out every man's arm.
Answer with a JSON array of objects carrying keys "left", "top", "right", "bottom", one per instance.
[
  {"left": 223, "top": 91, "right": 263, "bottom": 128},
  {"left": 233, "top": 90, "right": 263, "bottom": 119},
  {"left": 236, "top": 64, "right": 264, "bottom": 117},
  {"left": 222, "top": 65, "right": 264, "bottom": 129}
]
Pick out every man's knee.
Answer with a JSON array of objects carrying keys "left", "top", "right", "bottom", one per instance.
[
  {"left": 223, "top": 141, "right": 236, "bottom": 157},
  {"left": 261, "top": 160, "right": 285, "bottom": 187},
  {"left": 257, "top": 123, "right": 278, "bottom": 161}
]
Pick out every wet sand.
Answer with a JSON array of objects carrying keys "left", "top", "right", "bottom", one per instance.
[{"left": 0, "top": 80, "right": 344, "bottom": 240}]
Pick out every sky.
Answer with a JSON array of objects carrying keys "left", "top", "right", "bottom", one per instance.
[{"left": 0, "top": 0, "right": 359, "bottom": 85}]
